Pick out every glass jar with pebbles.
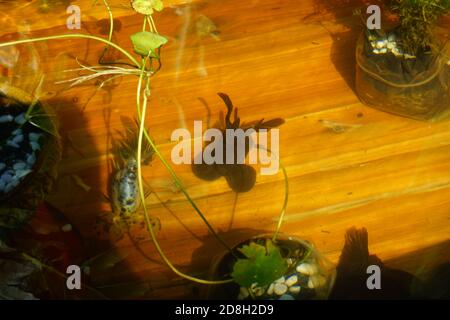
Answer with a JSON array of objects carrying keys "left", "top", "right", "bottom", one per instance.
[
  {"left": 0, "top": 83, "right": 61, "bottom": 230},
  {"left": 355, "top": 0, "right": 449, "bottom": 121},
  {"left": 207, "top": 234, "right": 336, "bottom": 300}
]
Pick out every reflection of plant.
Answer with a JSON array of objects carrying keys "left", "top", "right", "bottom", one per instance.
[{"left": 390, "top": 0, "right": 450, "bottom": 55}]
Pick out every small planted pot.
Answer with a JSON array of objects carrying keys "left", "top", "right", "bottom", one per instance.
[
  {"left": 0, "top": 83, "right": 61, "bottom": 230},
  {"left": 355, "top": 30, "right": 449, "bottom": 121},
  {"left": 207, "top": 234, "right": 336, "bottom": 300}
]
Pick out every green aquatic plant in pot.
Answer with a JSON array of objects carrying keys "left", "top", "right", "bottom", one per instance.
[
  {"left": 356, "top": 0, "right": 450, "bottom": 120},
  {"left": 0, "top": 83, "right": 61, "bottom": 230},
  {"left": 207, "top": 234, "right": 336, "bottom": 300}
]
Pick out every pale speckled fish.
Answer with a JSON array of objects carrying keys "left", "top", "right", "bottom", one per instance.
[
  {"left": 111, "top": 158, "right": 140, "bottom": 218},
  {"left": 110, "top": 117, "right": 154, "bottom": 220}
]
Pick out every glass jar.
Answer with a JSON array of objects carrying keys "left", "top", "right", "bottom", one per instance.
[
  {"left": 206, "top": 233, "right": 336, "bottom": 300},
  {"left": 355, "top": 32, "right": 450, "bottom": 121}
]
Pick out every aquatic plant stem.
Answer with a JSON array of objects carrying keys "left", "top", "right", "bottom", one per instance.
[
  {"left": 135, "top": 71, "right": 232, "bottom": 285},
  {"left": 272, "top": 160, "right": 289, "bottom": 242},
  {"left": 0, "top": 35, "right": 141, "bottom": 68},
  {"left": 102, "top": 0, "right": 114, "bottom": 44},
  {"left": 149, "top": 15, "right": 159, "bottom": 34},
  {"left": 96, "top": 0, "right": 114, "bottom": 63}
]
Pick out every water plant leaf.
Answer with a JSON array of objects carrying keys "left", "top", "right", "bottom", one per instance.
[
  {"left": 131, "top": 0, "right": 164, "bottom": 15},
  {"left": 130, "top": 31, "right": 168, "bottom": 57},
  {"left": 231, "top": 239, "right": 288, "bottom": 288}
]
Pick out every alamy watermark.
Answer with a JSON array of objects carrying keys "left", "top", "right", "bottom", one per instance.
[
  {"left": 66, "top": 265, "right": 81, "bottom": 290},
  {"left": 66, "top": 5, "right": 81, "bottom": 30},
  {"left": 366, "top": 265, "right": 382, "bottom": 290}
]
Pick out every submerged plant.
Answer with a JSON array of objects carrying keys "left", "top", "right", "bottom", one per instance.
[{"left": 390, "top": 0, "right": 450, "bottom": 55}]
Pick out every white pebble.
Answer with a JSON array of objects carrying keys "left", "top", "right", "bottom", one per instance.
[
  {"left": 254, "top": 286, "right": 265, "bottom": 297},
  {"left": 15, "top": 169, "right": 31, "bottom": 180},
  {"left": 29, "top": 132, "right": 42, "bottom": 142},
  {"left": 14, "top": 113, "right": 27, "bottom": 125},
  {"left": 13, "top": 162, "right": 26, "bottom": 170},
  {"left": 12, "top": 128, "right": 22, "bottom": 136},
  {"left": 274, "top": 283, "right": 288, "bottom": 296},
  {"left": 0, "top": 163, "right": 5, "bottom": 171},
  {"left": 380, "top": 48, "right": 388, "bottom": 54},
  {"left": 387, "top": 42, "right": 395, "bottom": 50},
  {"left": 289, "top": 286, "right": 301, "bottom": 294},
  {"left": 267, "top": 283, "right": 275, "bottom": 295},
  {"left": 375, "top": 40, "right": 385, "bottom": 49},
  {"left": 296, "top": 263, "right": 318, "bottom": 276},
  {"left": 373, "top": 48, "right": 381, "bottom": 54},
  {"left": 1, "top": 173, "right": 12, "bottom": 183},
  {"left": 26, "top": 153, "right": 36, "bottom": 166},
  {"left": 7, "top": 140, "right": 20, "bottom": 148},
  {"left": 239, "top": 287, "right": 249, "bottom": 299},
  {"left": 391, "top": 47, "right": 402, "bottom": 57},
  {"left": 279, "top": 294, "right": 295, "bottom": 300},
  {"left": 0, "top": 115, "right": 13, "bottom": 123},
  {"left": 285, "top": 275, "right": 298, "bottom": 287},
  {"left": 308, "top": 275, "right": 326, "bottom": 289},
  {"left": 12, "top": 134, "right": 24, "bottom": 144},
  {"left": 274, "top": 276, "right": 285, "bottom": 284},
  {"left": 30, "top": 141, "right": 40, "bottom": 151}
]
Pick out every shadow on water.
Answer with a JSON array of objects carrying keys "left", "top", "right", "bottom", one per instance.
[
  {"left": 191, "top": 93, "right": 284, "bottom": 193},
  {"left": 191, "top": 95, "right": 257, "bottom": 193},
  {"left": 330, "top": 228, "right": 450, "bottom": 299}
]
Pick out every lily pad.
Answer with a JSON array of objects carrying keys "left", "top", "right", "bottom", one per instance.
[
  {"left": 131, "top": 0, "right": 164, "bottom": 15},
  {"left": 130, "top": 31, "right": 168, "bottom": 57}
]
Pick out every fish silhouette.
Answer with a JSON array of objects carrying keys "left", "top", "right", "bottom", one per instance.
[{"left": 192, "top": 93, "right": 284, "bottom": 193}]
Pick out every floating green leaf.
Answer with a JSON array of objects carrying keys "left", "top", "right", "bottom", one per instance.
[
  {"left": 231, "top": 239, "right": 288, "bottom": 288},
  {"left": 131, "top": 0, "right": 164, "bottom": 15},
  {"left": 130, "top": 31, "right": 168, "bottom": 57}
]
